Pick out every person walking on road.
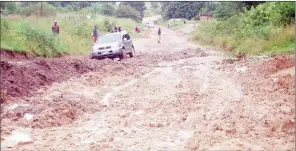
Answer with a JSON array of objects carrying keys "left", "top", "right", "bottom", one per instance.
[
  {"left": 52, "top": 20, "right": 60, "bottom": 36},
  {"left": 92, "top": 25, "right": 98, "bottom": 43},
  {"left": 158, "top": 27, "right": 161, "bottom": 43}
]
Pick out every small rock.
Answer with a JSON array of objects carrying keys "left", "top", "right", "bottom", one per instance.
[{"left": 24, "top": 113, "right": 33, "bottom": 121}]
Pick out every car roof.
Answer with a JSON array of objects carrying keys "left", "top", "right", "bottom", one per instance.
[{"left": 101, "top": 30, "right": 128, "bottom": 37}]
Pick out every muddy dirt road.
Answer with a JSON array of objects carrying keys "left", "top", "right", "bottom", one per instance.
[{"left": 1, "top": 25, "right": 295, "bottom": 150}]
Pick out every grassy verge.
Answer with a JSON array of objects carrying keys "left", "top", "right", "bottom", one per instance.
[
  {"left": 1, "top": 14, "right": 144, "bottom": 57},
  {"left": 192, "top": 21, "right": 294, "bottom": 56},
  {"left": 191, "top": 2, "right": 295, "bottom": 56}
]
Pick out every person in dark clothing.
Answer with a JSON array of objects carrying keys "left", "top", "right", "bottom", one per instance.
[
  {"left": 118, "top": 26, "right": 122, "bottom": 32},
  {"left": 114, "top": 26, "right": 118, "bottom": 32},
  {"left": 92, "top": 25, "right": 98, "bottom": 43},
  {"left": 52, "top": 20, "right": 60, "bottom": 36},
  {"left": 158, "top": 27, "right": 161, "bottom": 43}
]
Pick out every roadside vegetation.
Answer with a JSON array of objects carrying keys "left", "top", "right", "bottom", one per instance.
[
  {"left": 1, "top": 2, "right": 294, "bottom": 57},
  {"left": 160, "top": 1, "right": 295, "bottom": 56},
  {"left": 0, "top": 2, "right": 145, "bottom": 57},
  {"left": 191, "top": 2, "right": 295, "bottom": 55}
]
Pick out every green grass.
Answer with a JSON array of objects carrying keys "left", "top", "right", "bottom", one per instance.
[
  {"left": 1, "top": 13, "right": 144, "bottom": 56},
  {"left": 191, "top": 21, "right": 295, "bottom": 56}
]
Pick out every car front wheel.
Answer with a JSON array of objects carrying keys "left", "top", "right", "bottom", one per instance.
[
  {"left": 128, "top": 47, "right": 135, "bottom": 58},
  {"left": 119, "top": 49, "right": 127, "bottom": 60}
]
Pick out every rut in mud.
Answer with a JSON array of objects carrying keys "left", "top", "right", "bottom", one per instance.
[{"left": 1, "top": 25, "right": 295, "bottom": 150}]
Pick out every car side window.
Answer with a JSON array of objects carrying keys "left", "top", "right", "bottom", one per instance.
[
  {"left": 122, "top": 34, "right": 127, "bottom": 40},
  {"left": 122, "top": 34, "right": 131, "bottom": 40},
  {"left": 126, "top": 34, "right": 131, "bottom": 40}
]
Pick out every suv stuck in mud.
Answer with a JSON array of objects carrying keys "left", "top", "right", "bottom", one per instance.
[{"left": 90, "top": 31, "right": 135, "bottom": 60}]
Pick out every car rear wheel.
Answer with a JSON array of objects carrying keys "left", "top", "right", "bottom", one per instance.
[{"left": 128, "top": 47, "right": 135, "bottom": 58}]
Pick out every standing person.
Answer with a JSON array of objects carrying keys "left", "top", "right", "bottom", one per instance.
[
  {"left": 92, "top": 25, "right": 98, "bottom": 43},
  {"left": 118, "top": 26, "right": 122, "bottom": 32},
  {"left": 158, "top": 27, "right": 161, "bottom": 43},
  {"left": 114, "top": 25, "right": 118, "bottom": 32},
  {"left": 52, "top": 20, "right": 60, "bottom": 36}
]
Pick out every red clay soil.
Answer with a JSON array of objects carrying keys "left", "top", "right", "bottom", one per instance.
[
  {"left": 0, "top": 48, "right": 204, "bottom": 102},
  {"left": 255, "top": 54, "right": 295, "bottom": 74},
  {"left": 0, "top": 50, "right": 31, "bottom": 60},
  {"left": 0, "top": 56, "right": 118, "bottom": 99}
]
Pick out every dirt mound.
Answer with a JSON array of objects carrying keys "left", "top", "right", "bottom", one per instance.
[
  {"left": 0, "top": 50, "right": 31, "bottom": 60},
  {"left": 0, "top": 57, "right": 118, "bottom": 99},
  {"left": 256, "top": 54, "right": 294, "bottom": 74},
  {"left": 28, "top": 103, "right": 78, "bottom": 128},
  {"left": 275, "top": 74, "right": 295, "bottom": 91},
  {"left": 1, "top": 99, "right": 105, "bottom": 129}
]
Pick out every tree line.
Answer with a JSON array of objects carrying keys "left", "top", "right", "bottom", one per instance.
[{"left": 0, "top": 2, "right": 146, "bottom": 22}]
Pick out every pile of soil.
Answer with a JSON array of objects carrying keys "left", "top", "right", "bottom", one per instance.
[
  {"left": 0, "top": 50, "right": 31, "bottom": 60},
  {"left": 1, "top": 48, "right": 207, "bottom": 129},
  {"left": 1, "top": 57, "right": 118, "bottom": 99},
  {"left": 1, "top": 48, "right": 205, "bottom": 101},
  {"left": 255, "top": 54, "right": 294, "bottom": 74}
]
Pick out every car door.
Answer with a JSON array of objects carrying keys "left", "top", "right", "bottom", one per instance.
[
  {"left": 126, "top": 34, "right": 133, "bottom": 52},
  {"left": 122, "top": 34, "right": 128, "bottom": 51},
  {"left": 122, "top": 34, "right": 132, "bottom": 52}
]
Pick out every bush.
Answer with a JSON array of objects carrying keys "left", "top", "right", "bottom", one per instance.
[
  {"left": 73, "top": 23, "right": 92, "bottom": 37},
  {"left": 115, "top": 5, "right": 141, "bottom": 21},
  {"left": 102, "top": 20, "right": 113, "bottom": 32},
  {"left": 19, "top": 2, "right": 57, "bottom": 17},
  {"left": 17, "top": 22, "right": 67, "bottom": 57},
  {"left": 192, "top": 2, "right": 295, "bottom": 55},
  {"left": 1, "top": 18, "right": 9, "bottom": 35}
]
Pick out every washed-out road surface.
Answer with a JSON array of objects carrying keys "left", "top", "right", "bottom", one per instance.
[{"left": 1, "top": 24, "right": 294, "bottom": 150}]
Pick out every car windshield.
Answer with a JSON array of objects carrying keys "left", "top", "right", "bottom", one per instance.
[{"left": 97, "top": 33, "right": 121, "bottom": 44}]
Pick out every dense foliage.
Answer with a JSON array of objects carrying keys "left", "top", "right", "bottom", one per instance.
[
  {"left": 192, "top": 2, "right": 295, "bottom": 55},
  {"left": 120, "top": 2, "right": 146, "bottom": 19},
  {"left": 115, "top": 5, "right": 141, "bottom": 22}
]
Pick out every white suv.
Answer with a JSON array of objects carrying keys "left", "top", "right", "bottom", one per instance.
[{"left": 90, "top": 31, "right": 135, "bottom": 60}]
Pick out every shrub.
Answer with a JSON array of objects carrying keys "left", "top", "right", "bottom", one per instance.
[
  {"left": 73, "top": 22, "right": 92, "bottom": 37},
  {"left": 19, "top": 2, "right": 57, "bottom": 17},
  {"left": 1, "top": 18, "right": 9, "bottom": 35},
  {"left": 192, "top": 2, "right": 295, "bottom": 55},
  {"left": 17, "top": 22, "right": 67, "bottom": 57}
]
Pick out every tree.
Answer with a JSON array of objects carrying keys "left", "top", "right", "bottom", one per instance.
[
  {"left": 101, "top": 4, "right": 115, "bottom": 16},
  {"left": 214, "top": 2, "right": 247, "bottom": 20},
  {"left": 47, "top": 2, "right": 61, "bottom": 7},
  {"left": 151, "top": 2, "right": 158, "bottom": 9},
  {"left": 5, "top": 2, "right": 17, "bottom": 14},
  {"left": 120, "top": 2, "right": 146, "bottom": 19},
  {"left": 116, "top": 5, "right": 141, "bottom": 21},
  {"left": 60, "top": 2, "right": 71, "bottom": 7},
  {"left": 77, "top": 2, "right": 91, "bottom": 9},
  {"left": 165, "top": 2, "right": 206, "bottom": 19}
]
